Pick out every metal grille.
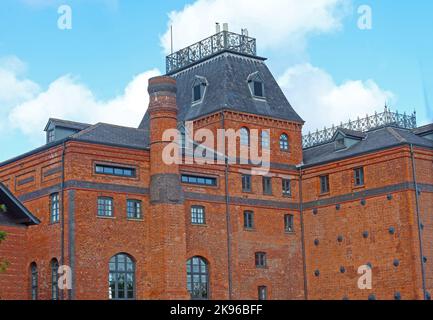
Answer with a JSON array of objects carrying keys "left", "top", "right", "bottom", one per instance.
[
  {"left": 166, "top": 31, "right": 257, "bottom": 74},
  {"left": 302, "top": 108, "right": 417, "bottom": 149}
]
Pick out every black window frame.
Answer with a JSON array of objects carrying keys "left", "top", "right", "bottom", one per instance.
[
  {"left": 108, "top": 253, "right": 135, "bottom": 300},
  {"left": 191, "top": 206, "right": 206, "bottom": 225},
  {"left": 242, "top": 174, "right": 252, "bottom": 192},
  {"left": 262, "top": 176, "right": 272, "bottom": 195},
  {"left": 354, "top": 167, "right": 365, "bottom": 186},
  {"left": 280, "top": 133, "right": 289, "bottom": 151},
  {"left": 97, "top": 197, "right": 114, "bottom": 217},
  {"left": 126, "top": 199, "right": 142, "bottom": 219},
  {"left": 253, "top": 80, "right": 264, "bottom": 97},
  {"left": 95, "top": 164, "right": 136, "bottom": 178},
  {"left": 258, "top": 286, "right": 268, "bottom": 300},
  {"left": 30, "top": 262, "right": 38, "bottom": 300},
  {"left": 187, "top": 256, "right": 209, "bottom": 300},
  {"left": 320, "top": 175, "right": 330, "bottom": 194},
  {"left": 181, "top": 174, "right": 217, "bottom": 187},
  {"left": 284, "top": 214, "right": 294, "bottom": 233},
  {"left": 282, "top": 179, "right": 291, "bottom": 196},
  {"left": 255, "top": 252, "right": 267, "bottom": 268},
  {"left": 50, "top": 193, "right": 60, "bottom": 223},
  {"left": 51, "top": 259, "right": 59, "bottom": 301},
  {"left": 244, "top": 211, "right": 254, "bottom": 230}
]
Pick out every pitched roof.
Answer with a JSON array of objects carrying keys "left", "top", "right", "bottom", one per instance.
[
  {"left": 303, "top": 126, "right": 433, "bottom": 166},
  {"left": 139, "top": 52, "right": 303, "bottom": 129},
  {"left": 412, "top": 123, "right": 433, "bottom": 136},
  {"left": 71, "top": 123, "right": 149, "bottom": 149},
  {"left": 44, "top": 118, "right": 91, "bottom": 132},
  {"left": 0, "top": 183, "right": 40, "bottom": 226},
  {"left": 335, "top": 128, "right": 367, "bottom": 140}
]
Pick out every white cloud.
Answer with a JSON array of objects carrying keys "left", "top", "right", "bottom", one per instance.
[
  {"left": 161, "top": 0, "right": 351, "bottom": 54},
  {"left": 277, "top": 63, "right": 395, "bottom": 133},
  {"left": 0, "top": 56, "right": 40, "bottom": 107},
  {"left": 6, "top": 67, "right": 160, "bottom": 144}
]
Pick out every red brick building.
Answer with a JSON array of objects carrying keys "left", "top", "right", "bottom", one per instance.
[{"left": 0, "top": 31, "right": 432, "bottom": 300}]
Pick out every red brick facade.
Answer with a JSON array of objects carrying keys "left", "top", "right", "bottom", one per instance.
[{"left": 1, "top": 76, "right": 432, "bottom": 301}]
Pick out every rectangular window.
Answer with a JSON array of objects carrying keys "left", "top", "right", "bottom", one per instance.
[
  {"left": 50, "top": 193, "right": 60, "bottom": 223},
  {"left": 242, "top": 174, "right": 252, "bottom": 192},
  {"left": 255, "top": 252, "right": 267, "bottom": 268},
  {"left": 354, "top": 167, "right": 365, "bottom": 186},
  {"left": 181, "top": 174, "right": 217, "bottom": 186},
  {"left": 282, "top": 179, "right": 291, "bottom": 196},
  {"left": 244, "top": 211, "right": 254, "bottom": 230},
  {"left": 258, "top": 286, "right": 268, "bottom": 300},
  {"left": 284, "top": 214, "right": 294, "bottom": 233},
  {"left": 193, "top": 84, "right": 202, "bottom": 102},
  {"left": 127, "top": 200, "right": 142, "bottom": 219},
  {"left": 262, "top": 177, "right": 272, "bottom": 195},
  {"left": 191, "top": 206, "right": 205, "bottom": 225},
  {"left": 320, "top": 175, "right": 330, "bottom": 194},
  {"left": 98, "top": 197, "right": 113, "bottom": 217},
  {"left": 253, "top": 81, "right": 263, "bottom": 97},
  {"left": 47, "top": 129, "right": 55, "bottom": 143},
  {"left": 95, "top": 164, "right": 136, "bottom": 178}
]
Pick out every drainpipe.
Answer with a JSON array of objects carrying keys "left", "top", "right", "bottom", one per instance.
[
  {"left": 221, "top": 111, "right": 233, "bottom": 299},
  {"left": 297, "top": 164, "right": 308, "bottom": 300},
  {"left": 60, "top": 141, "right": 66, "bottom": 300},
  {"left": 410, "top": 144, "right": 427, "bottom": 299}
]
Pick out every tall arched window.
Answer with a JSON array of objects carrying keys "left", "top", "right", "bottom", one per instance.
[
  {"left": 240, "top": 127, "right": 250, "bottom": 146},
  {"left": 30, "top": 262, "right": 38, "bottom": 300},
  {"left": 51, "top": 259, "right": 59, "bottom": 300},
  {"left": 280, "top": 134, "right": 289, "bottom": 151},
  {"left": 109, "top": 253, "right": 135, "bottom": 300},
  {"left": 261, "top": 130, "right": 270, "bottom": 150},
  {"left": 187, "top": 256, "right": 209, "bottom": 300}
]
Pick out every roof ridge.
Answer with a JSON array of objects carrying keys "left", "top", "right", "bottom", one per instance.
[{"left": 386, "top": 126, "right": 407, "bottom": 143}]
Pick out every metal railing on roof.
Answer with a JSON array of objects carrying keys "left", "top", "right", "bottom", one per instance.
[
  {"left": 166, "top": 31, "right": 257, "bottom": 74},
  {"left": 302, "top": 107, "right": 417, "bottom": 149}
]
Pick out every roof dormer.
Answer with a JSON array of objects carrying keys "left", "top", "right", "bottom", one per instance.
[
  {"left": 247, "top": 72, "right": 265, "bottom": 99},
  {"left": 44, "top": 118, "right": 91, "bottom": 144},
  {"left": 412, "top": 123, "right": 433, "bottom": 141},
  {"left": 332, "top": 128, "right": 366, "bottom": 151}
]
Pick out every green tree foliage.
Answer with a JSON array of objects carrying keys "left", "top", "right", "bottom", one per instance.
[{"left": 0, "top": 203, "right": 9, "bottom": 273}]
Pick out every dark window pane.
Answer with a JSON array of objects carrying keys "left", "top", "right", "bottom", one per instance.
[
  {"left": 253, "top": 81, "right": 263, "bottom": 97},
  {"left": 186, "top": 257, "right": 208, "bottom": 300},
  {"left": 108, "top": 254, "right": 135, "bottom": 300},
  {"left": 193, "top": 85, "right": 202, "bottom": 102}
]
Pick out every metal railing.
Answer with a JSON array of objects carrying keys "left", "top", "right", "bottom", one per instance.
[
  {"left": 166, "top": 31, "right": 257, "bottom": 74},
  {"left": 302, "top": 107, "right": 417, "bottom": 149}
]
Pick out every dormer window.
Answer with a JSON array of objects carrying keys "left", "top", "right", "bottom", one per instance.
[
  {"left": 247, "top": 72, "right": 265, "bottom": 99},
  {"left": 192, "top": 76, "right": 207, "bottom": 104},
  {"left": 335, "top": 137, "right": 345, "bottom": 150},
  {"left": 47, "top": 129, "right": 55, "bottom": 143}
]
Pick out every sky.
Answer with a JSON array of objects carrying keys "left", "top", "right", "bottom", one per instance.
[{"left": 0, "top": 0, "right": 432, "bottom": 162}]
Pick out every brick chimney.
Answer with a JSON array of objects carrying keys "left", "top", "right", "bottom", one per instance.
[{"left": 147, "top": 76, "right": 188, "bottom": 299}]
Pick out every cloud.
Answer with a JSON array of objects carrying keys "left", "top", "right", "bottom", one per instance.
[
  {"left": 5, "top": 64, "right": 160, "bottom": 144},
  {"left": 0, "top": 56, "right": 40, "bottom": 107},
  {"left": 161, "top": 0, "right": 351, "bottom": 54},
  {"left": 277, "top": 63, "right": 395, "bottom": 133}
]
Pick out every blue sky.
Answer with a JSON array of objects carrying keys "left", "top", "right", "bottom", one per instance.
[{"left": 0, "top": 0, "right": 432, "bottom": 162}]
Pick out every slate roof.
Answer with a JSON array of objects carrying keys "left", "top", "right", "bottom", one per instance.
[
  {"left": 0, "top": 182, "right": 40, "bottom": 226},
  {"left": 412, "top": 123, "right": 433, "bottom": 136},
  {"left": 303, "top": 126, "right": 433, "bottom": 167},
  {"left": 44, "top": 118, "right": 91, "bottom": 132},
  {"left": 70, "top": 123, "right": 149, "bottom": 149},
  {"left": 139, "top": 52, "right": 304, "bottom": 129},
  {"left": 336, "top": 128, "right": 367, "bottom": 139}
]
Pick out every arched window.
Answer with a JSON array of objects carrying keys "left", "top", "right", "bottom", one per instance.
[
  {"left": 240, "top": 127, "right": 250, "bottom": 146},
  {"left": 280, "top": 134, "right": 289, "bottom": 151},
  {"left": 30, "top": 262, "right": 38, "bottom": 300},
  {"left": 187, "top": 256, "right": 209, "bottom": 300},
  {"left": 109, "top": 253, "right": 135, "bottom": 300},
  {"left": 261, "top": 130, "right": 270, "bottom": 150},
  {"left": 51, "top": 259, "right": 59, "bottom": 300}
]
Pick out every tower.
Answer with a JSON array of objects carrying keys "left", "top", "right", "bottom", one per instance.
[{"left": 147, "top": 76, "right": 188, "bottom": 299}]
